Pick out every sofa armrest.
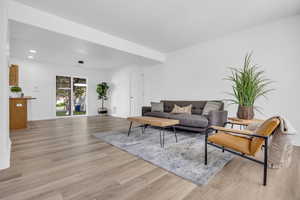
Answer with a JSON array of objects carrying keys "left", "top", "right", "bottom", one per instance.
[
  {"left": 142, "top": 106, "right": 151, "bottom": 116},
  {"left": 207, "top": 110, "right": 228, "bottom": 127}
]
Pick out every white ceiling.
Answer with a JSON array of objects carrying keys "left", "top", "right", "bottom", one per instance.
[
  {"left": 13, "top": 0, "right": 300, "bottom": 52},
  {"left": 9, "top": 21, "right": 158, "bottom": 69}
]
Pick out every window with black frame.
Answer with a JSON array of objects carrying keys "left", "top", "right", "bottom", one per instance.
[
  {"left": 56, "top": 76, "right": 71, "bottom": 116},
  {"left": 73, "top": 77, "right": 87, "bottom": 115},
  {"left": 56, "top": 76, "right": 87, "bottom": 116}
]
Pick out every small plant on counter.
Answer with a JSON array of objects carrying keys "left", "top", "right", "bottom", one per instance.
[
  {"left": 10, "top": 86, "right": 22, "bottom": 93},
  {"left": 10, "top": 86, "right": 22, "bottom": 98}
]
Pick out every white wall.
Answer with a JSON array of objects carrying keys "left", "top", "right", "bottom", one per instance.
[
  {"left": 144, "top": 15, "right": 300, "bottom": 144},
  {"left": 10, "top": 57, "right": 111, "bottom": 121},
  {"left": 110, "top": 65, "right": 144, "bottom": 118},
  {"left": 0, "top": 0, "right": 11, "bottom": 170}
]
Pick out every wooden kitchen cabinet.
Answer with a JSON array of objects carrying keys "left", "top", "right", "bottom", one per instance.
[
  {"left": 9, "top": 97, "right": 35, "bottom": 130},
  {"left": 9, "top": 65, "right": 19, "bottom": 86}
]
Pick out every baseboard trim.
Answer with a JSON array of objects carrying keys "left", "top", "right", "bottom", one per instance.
[
  {"left": 28, "top": 114, "right": 109, "bottom": 122},
  {"left": 111, "top": 114, "right": 127, "bottom": 118}
]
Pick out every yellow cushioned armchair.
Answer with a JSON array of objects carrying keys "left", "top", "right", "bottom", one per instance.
[{"left": 205, "top": 117, "right": 280, "bottom": 186}]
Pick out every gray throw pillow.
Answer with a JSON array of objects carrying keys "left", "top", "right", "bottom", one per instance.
[
  {"left": 151, "top": 102, "right": 164, "bottom": 112},
  {"left": 202, "top": 101, "right": 222, "bottom": 115}
]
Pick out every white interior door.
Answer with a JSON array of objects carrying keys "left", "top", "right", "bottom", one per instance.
[{"left": 129, "top": 71, "right": 144, "bottom": 117}]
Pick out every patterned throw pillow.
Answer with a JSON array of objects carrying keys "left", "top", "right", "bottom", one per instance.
[{"left": 171, "top": 104, "right": 192, "bottom": 114}]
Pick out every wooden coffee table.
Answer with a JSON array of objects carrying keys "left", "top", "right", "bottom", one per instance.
[{"left": 127, "top": 116, "right": 179, "bottom": 148}]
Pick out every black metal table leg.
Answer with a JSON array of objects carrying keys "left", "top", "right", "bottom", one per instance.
[
  {"left": 127, "top": 121, "right": 133, "bottom": 136},
  {"left": 173, "top": 126, "right": 178, "bottom": 143},
  {"left": 141, "top": 125, "right": 145, "bottom": 135},
  {"left": 162, "top": 128, "right": 165, "bottom": 147},
  {"left": 142, "top": 124, "right": 148, "bottom": 134},
  {"left": 159, "top": 129, "right": 162, "bottom": 147},
  {"left": 159, "top": 127, "right": 165, "bottom": 148},
  {"left": 205, "top": 129, "right": 208, "bottom": 165},
  {"left": 263, "top": 137, "right": 268, "bottom": 186}
]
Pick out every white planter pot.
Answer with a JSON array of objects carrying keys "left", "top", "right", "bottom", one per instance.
[{"left": 10, "top": 92, "right": 21, "bottom": 98}]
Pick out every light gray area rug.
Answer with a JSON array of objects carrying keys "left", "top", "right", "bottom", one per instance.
[{"left": 93, "top": 127, "right": 233, "bottom": 185}]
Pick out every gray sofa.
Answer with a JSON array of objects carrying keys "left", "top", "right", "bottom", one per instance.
[{"left": 142, "top": 100, "right": 228, "bottom": 132}]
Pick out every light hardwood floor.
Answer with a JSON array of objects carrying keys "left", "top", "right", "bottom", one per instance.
[{"left": 0, "top": 116, "right": 299, "bottom": 200}]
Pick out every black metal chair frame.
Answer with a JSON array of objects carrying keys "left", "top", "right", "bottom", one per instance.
[{"left": 204, "top": 124, "right": 275, "bottom": 186}]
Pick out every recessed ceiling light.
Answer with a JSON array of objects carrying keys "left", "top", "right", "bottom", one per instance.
[
  {"left": 29, "top": 50, "right": 37, "bottom": 54},
  {"left": 28, "top": 55, "right": 34, "bottom": 59}
]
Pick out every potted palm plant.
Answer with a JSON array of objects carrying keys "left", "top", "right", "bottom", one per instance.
[
  {"left": 226, "top": 53, "right": 273, "bottom": 119},
  {"left": 96, "top": 82, "right": 109, "bottom": 115}
]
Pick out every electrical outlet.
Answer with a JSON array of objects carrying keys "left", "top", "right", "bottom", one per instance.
[{"left": 33, "top": 86, "right": 39, "bottom": 92}]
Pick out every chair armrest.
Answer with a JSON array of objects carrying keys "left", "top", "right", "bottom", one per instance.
[
  {"left": 209, "top": 126, "right": 268, "bottom": 139},
  {"left": 142, "top": 106, "right": 151, "bottom": 116},
  {"left": 207, "top": 110, "right": 228, "bottom": 127},
  {"left": 227, "top": 117, "right": 264, "bottom": 126},
  {"left": 210, "top": 126, "right": 253, "bottom": 135}
]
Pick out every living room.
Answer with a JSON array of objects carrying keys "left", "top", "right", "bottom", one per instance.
[{"left": 0, "top": 1, "right": 300, "bottom": 200}]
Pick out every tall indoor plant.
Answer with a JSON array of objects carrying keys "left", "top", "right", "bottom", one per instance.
[
  {"left": 96, "top": 82, "right": 109, "bottom": 114},
  {"left": 226, "top": 53, "right": 273, "bottom": 119}
]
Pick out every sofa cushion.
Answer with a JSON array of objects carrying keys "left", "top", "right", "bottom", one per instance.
[
  {"left": 161, "top": 101, "right": 206, "bottom": 115},
  {"left": 169, "top": 113, "right": 208, "bottom": 128},
  {"left": 160, "top": 100, "right": 224, "bottom": 115},
  {"left": 144, "top": 112, "right": 171, "bottom": 119}
]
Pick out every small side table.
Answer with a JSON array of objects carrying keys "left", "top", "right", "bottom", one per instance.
[{"left": 227, "top": 117, "right": 264, "bottom": 129}]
